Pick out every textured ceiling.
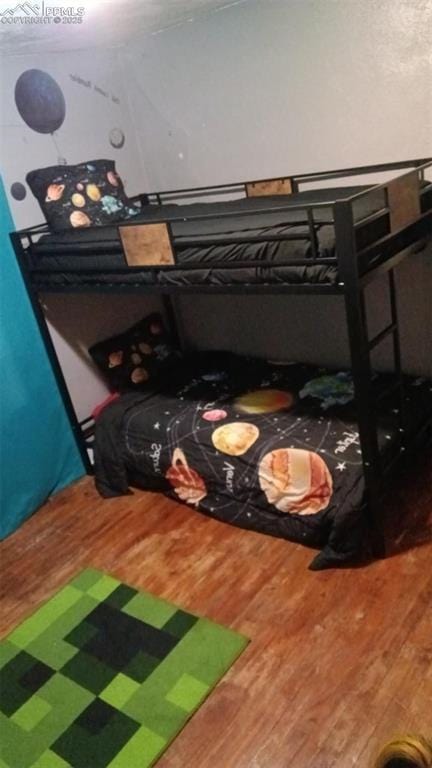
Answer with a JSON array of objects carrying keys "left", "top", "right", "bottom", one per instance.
[{"left": 0, "top": 0, "right": 248, "bottom": 55}]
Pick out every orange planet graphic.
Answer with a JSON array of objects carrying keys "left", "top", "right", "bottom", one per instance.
[
  {"left": 138, "top": 342, "right": 152, "bottom": 355},
  {"left": 202, "top": 409, "right": 227, "bottom": 422},
  {"left": 45, "top": 183, "right": 65, "bottom": 202},
  {"left": 212, "top": 422, "right": 259, "bottom": 456},
  {"left": 166, "top": 448, "right": 207, "bottom": 506},
  {"left": 259, "top": 448, "right": 332, "bottom": 515},
  {"left": 107, "top": 171, "right": 119, "bottom": 187},
  {"left": 235, "top": 389, "right": 294, "bottom": 415},
  {"left": 108, "top": 350, "right": 123, "bottom": 368},
  {"left": 71, "top": 193, "right": 85, "bottom": 208},
  {"left": 86, "top": 183, "right": 101, "bottom": 201},
  {"left": 70, "top": 211, "right": 91, "bottom": 228},
  {"left": 131, "top": 367, "right": 148, "bottom": 384}
]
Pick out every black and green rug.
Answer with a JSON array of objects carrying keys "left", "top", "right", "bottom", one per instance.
[{"left": 0, "top": 569, "right": 248, "bottom": 768}]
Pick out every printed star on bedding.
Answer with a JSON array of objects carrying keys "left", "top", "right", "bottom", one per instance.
[
  {"left": 336, "top": 462, "right": 346, "bottom": 472},
  {"left": 153, "top": 422, "right": 160, "bottom": 430}
]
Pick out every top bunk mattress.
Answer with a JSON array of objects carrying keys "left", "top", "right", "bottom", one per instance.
[{"left": 26, "top": 184, "right": 389, "bottom": 289}]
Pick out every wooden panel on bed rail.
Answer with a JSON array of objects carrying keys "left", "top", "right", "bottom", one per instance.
[
  {"left": 119, "top": 223, "right": 175, "bottom": 267},
  {"left": 387, "top": 170, "right": 420, "bottom": 233},
  {"left": 245, "top": 177, "right": 293, "bottom": 197}
]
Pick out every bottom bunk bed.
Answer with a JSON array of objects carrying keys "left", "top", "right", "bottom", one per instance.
[{"left": 92, "top": 351, "right": 432, "bottom": 570}]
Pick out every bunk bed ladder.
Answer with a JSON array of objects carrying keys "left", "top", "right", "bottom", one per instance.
[
  {"left": 334, "top": 201, "right": 405, "bottom": 560},
  {"left": 369, "top": 268, "right": 406, "bottom": 457}
]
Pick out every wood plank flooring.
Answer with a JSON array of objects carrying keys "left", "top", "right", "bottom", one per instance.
[{"left": 1, "top": 455, "right": 431, "bottom": 768}]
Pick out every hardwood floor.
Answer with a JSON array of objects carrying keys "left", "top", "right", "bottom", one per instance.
[{"left": 1, "top": 456, "right": 431, "bottom": 768}]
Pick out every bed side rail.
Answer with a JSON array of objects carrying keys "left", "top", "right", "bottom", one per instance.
[
  {"left": 146, "top": 158, "right": 430, "bottom": 203},
  {"left": 118, "top": 161, "right": 432, "bottom": 270},
  {"left": 12, "top": 159, "right": 431, "bottom": 278}
]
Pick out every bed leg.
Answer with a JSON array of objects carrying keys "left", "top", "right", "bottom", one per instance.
[
  {"left": 366, "top": 497, "right": 386, "bottom": 560},
  {"left": 370, "top": 524, "right": 386, "bottom": 559},
  {"left": 162, "top": 294, "right": 181, "bottom": 349}
]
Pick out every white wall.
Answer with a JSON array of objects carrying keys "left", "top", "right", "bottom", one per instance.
[
  {"left": 0, "top": 48, "right": 148, "bottom": 227},
  {"left": 0, "top": 47, "right": 159, "bottom": 418},
  {"left": 121, "top": 0, "right": 432, "bottom": 374}
]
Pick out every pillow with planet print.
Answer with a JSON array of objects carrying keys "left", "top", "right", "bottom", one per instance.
[
  {"left": 26, "top": 159, "right": 139, "bottom": 231},
  {"left": 88, "top": 312, "right": 181, "bottom": 393}
]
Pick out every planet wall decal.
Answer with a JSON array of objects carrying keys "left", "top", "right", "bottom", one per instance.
[
  {"left": 10, "top": 182, "right": 26, "bottom": 201},
  {"left": 258, "top": 448, "right": 333, "bottom": 515},
  {"left": 15, "top": 69, "right": 66, "bottom": 134},
  {"left": 109, "top": 127, "right": 125, "bottom": 149}
]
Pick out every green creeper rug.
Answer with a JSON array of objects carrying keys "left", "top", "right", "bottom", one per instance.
[{"left": 0, "top": 569, "right": 248, "bottom": 768}]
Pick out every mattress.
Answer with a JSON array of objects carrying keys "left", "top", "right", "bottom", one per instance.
[
  {"left": 28, "top": 185, "right": 389, "bottom": 289},
  {"left": 93, "top": 352, "right": 432, "bottom": 570}
]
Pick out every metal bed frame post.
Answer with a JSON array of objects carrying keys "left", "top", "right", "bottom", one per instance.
[
  {"left": 387, "top": 269, "right": 406, "bottom": 447},
  {"left": 11, "top": 232, "right": 93, "bottom": 475},
  {"left": 334, "top": 201, "right": 385, "bottom": 558},
  {"left": 162, "top": 294, "right": 181, "bottom": 349}
]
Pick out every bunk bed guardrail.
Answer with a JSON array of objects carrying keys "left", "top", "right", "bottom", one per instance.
[
  {"left": 119, "top": 159, "right": 432, "bottom": 278},
  {"left": 13, "top": 158, "right": 432, "bottom": 291}
]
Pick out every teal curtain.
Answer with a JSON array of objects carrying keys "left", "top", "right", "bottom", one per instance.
[{"left": 0, "top": 175, "right": 84, "bottom": 538}]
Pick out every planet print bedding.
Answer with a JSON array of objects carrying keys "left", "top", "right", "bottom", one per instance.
[{"left": 93, "top": 352, "right": 432, "bottom": 570}]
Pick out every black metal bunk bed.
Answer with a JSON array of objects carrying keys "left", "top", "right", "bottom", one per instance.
[{"left": 11, "top": 158, "right": 432, "bottom": 566}]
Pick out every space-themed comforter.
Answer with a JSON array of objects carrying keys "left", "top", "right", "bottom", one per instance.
[
  {"left": 93, "top": 353, "right": 432, "bottom": 570},
  {"left": 29, "top": 185, "right": 388, "bottom": 289}
]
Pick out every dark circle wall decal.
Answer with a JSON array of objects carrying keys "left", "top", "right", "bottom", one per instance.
[
  {"left": 109, "top": 127, "right": 125, "bottom": 149},
  {"left": 10, "top": 182, "right": 27, "bottom": 201},
  {"left": 15, "top": 69, "right": 66, "bottom": 134}
]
